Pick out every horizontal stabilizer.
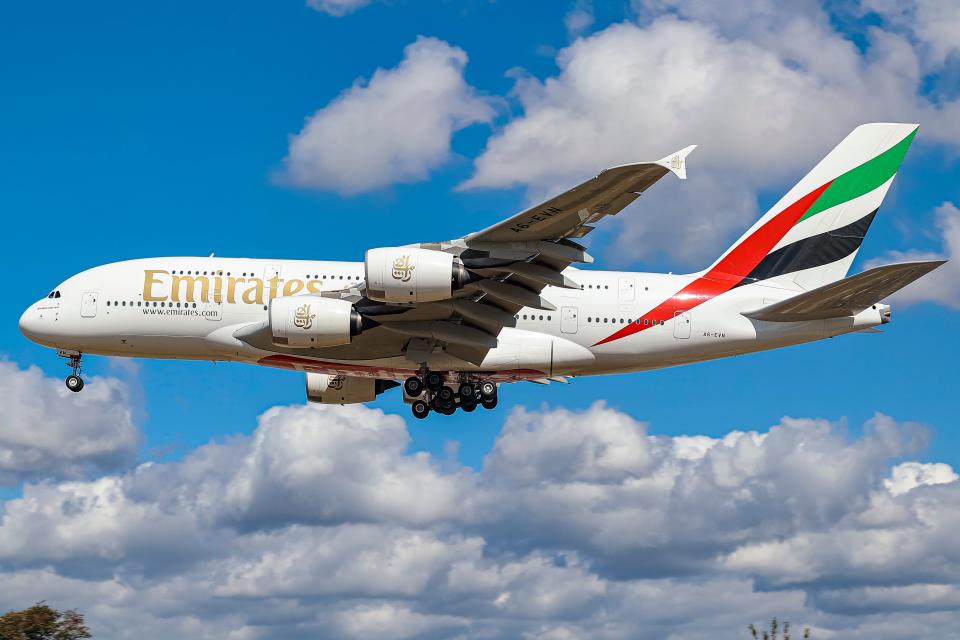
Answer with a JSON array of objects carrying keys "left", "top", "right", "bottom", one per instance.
[{"left": 743, "top": 260, "right": 945, "bottom": 322}]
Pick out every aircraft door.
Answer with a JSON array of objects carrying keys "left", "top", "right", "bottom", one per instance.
[
  {"left": 560, "top": 306, "right": 578, "bottom": 334},
  {"left": 80, "top": 291, "right": 99, "bottom": 318},
  {"left": 673, "top": 310, "right": 691, "bottom": 339},
  {"left": 618, "top": 277, "right": 635, "bottom": 301}
]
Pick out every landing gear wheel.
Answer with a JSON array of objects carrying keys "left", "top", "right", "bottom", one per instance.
[
  {"left": 440, "top": 404, "right": 457, "bottom": 415},
  {"left": 411, "top": 400, "right": 430, "bottom": 419},
  {"left": 437, "top": 386, "right": 455, "bottom": 404},
  {"left": 65, "top": 374, "right": 84, "bottom": 393},
  {"left": 479, "top": 381, "right": 497, "bottom": 400},
  {"left": 425, "top": 372, "right": 444, "bottom": 391},
  {"left": 481, "top": 396, "right": 498, "bottom": 410},
  {"left": 404, "top": 376, "right": 424, "bottom": 398},
  {"left": 458, "top": 382, "right": 475, "bottom": 400},
  {"left": 461, "top": 400, "right": 477, "bottom": 412}
]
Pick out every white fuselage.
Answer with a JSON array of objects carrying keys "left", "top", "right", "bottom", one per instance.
[{"left": 19, "top": 257, "right": 885, "bottom": 382}]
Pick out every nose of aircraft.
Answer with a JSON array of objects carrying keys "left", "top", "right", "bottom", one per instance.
[{"left": 19, "top": 302, "right": 43, "bottom": 342}]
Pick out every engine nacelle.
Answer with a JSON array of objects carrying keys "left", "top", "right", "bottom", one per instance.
[
  {"left": 365, "top": 247, "right": 465, "bottom": 303},
  {"left": 305, "top": 373, "right": 397, "bottom": 404},
  {"left": 269, "top": 296, "right": 360, "bottom": 348}
]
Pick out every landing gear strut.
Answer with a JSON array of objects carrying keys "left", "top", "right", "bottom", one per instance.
[{"left": 62, "top": 352, "right": 84, "bottom": 392}]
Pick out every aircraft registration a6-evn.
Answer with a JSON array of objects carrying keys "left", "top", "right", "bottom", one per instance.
[{"left": 20, "top": 123, "right": 945, "bottom": 419}]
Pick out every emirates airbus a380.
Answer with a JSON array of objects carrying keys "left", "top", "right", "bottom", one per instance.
[{"left": 19, "top": 123, "right": 944, "bottom": 419}]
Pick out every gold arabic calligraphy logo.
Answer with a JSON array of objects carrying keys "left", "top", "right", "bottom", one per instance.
[
  {"left": 293, "top": 303, "right": 315, "bottom": 330},
  {"left": 391, "top": 254, "right": 415, "bottom": 282},
  {"left": 328, "top": 375, "right": 345, "bottom": 390}
]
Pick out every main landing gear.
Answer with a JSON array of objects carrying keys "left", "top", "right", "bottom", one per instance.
[
  {"left": 61, "top": 351, "right": 85, "bottom": 392},
  {"left": 404, "top": 372, "right": 498, "bottom": 419}
]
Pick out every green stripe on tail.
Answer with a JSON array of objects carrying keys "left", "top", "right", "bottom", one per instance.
[{"left": 799, "top": 128, "right": 917, "bottom": 223}]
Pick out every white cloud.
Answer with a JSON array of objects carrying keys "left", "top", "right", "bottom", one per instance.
[
  {"left": 865, "top": 201, "right": 960, "bottom": 308},
  {"left": 464, "top": 8, "right": 960, "bottom": 267},
  {"left": 306, "top": 0, "right": 372, "bottom": 17},
  {"left": 1, "top": 399, "right": 959, "bottom": 638},
  {"left": 281, "top": 36, "right": 494, "bottom": 194},
  {"left": 0, "top": 361, "right": 140, "bottom": 485},
  {"left": 861, "top": 0, "right": 960, "bottom": 69},
  {"left": 886, "top": 461, "right": 959, "bottom": 496},
  {"left": 564, "top": 1, "right": 595, "bottom": 39}
]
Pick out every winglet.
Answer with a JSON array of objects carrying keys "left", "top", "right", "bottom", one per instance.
[{"left": 655, "top": 144, "right": 697, "bottom": 180}]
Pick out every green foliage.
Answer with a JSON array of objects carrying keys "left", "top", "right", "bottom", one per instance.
[
  {"left": 0, "top": 602, "right": 91, "bottom": 640},
  {"left": 748, "top": 617, "right": 809, "bottom": 640}
]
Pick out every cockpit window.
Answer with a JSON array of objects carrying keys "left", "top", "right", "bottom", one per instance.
[{"left": 54, "top": 291, "right": 61, "bottom": 298}]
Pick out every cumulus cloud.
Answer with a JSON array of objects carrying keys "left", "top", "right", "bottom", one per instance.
[
  {"left": 0, "top": 361, "right": 140, "bottom": 485},
  {"left": 464, "top": 5, "right": 960, "bottom": 267},
  {"left": 2, "top": 399, "right": 960, "bottom": 638},
  {"left": 861, "top": 0, "right": 960, "bottom": 69},
  {"left": 865, "top": 201, "right": 960, "bottom": 308},
  {"left": 306, "top": 0, "right": 372, "bottom": 17},
  {"left": 564, "top": 1, "right": 595, "bottom": 39},
  {"left": 885, "top": 461, "right": 959, "bottom": 496},
  {"left": 281, "top": 37, "right": 494, "bottom": 194}
]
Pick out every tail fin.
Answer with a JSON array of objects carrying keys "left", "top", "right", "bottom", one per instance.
[{"left": 706, "top": 123, "right": 919, "bottom": 290}]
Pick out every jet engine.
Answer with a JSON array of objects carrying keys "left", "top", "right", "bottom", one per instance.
[
  {"left": 365, "top": 247, "right": 467, "bottom": 303},
  {"left": 305, "top": 373, "right": 398, "bottom": 404},
  {"left": 269, "top": 296, "right": 362, "bottom": 348}
]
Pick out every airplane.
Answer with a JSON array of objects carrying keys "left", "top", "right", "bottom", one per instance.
[{"left": 19, "top": 122, "right": 945, "bottom": 419}]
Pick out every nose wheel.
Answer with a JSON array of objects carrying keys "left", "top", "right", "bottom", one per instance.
[
  {"left": 66, "top": 374, "right": 84, "bottom": 392},
  {"left": 61, "top": 351, "right": 85, "bottom": 392}
]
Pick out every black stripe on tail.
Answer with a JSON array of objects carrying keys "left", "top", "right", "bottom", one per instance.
[{"left": 735, "top": 209, "right": 878, "bottom": 287}]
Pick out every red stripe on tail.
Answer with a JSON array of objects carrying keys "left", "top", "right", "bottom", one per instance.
[{"left": 592, "top": 180, "right": 833, "bottom": 347}]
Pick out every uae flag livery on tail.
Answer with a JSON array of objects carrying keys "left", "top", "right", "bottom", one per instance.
[{"left": 594, "top": 123, "right": 919, "bottom": 347}]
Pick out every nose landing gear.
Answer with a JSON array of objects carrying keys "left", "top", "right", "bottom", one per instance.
[{"left": 59, "top": 350, "right": 84, "bottom": 392}]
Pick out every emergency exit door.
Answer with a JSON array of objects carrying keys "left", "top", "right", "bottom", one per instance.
[
  {"left": 560, "top": 306, "right": 578, "bottom": 334},
  {"left": 673, "top": 310, "right": 691, "bottom": 339},
  {"left": 80, "top": 292, "right": 98, "bottom": 318},
  {"left": 618, "top": 277, "right": 635, "bottom": 301}
]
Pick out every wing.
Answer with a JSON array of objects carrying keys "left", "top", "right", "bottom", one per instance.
[
  {"left": 375, "top": 145, "right": 697, "bottom": 366},
  {"left": 237, "top": 145, "right": 697, "bottom": 372},
  {"left": 466, "top": 145, "right": 697, "bottom": 244}
]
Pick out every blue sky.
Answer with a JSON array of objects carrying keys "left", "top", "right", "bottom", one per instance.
[
  {"left": 2, "top": 0, "right": 956, "bottom": 467},
  {"left": 1, "top": 1, "right": 960, "bottom": 638}
]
